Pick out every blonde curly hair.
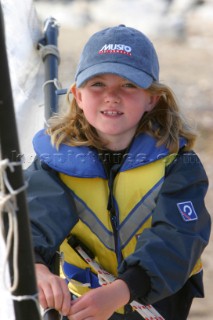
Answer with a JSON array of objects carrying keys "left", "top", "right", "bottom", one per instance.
[{"left": 47, "top": 81, "right": 197, "bottom": 153}]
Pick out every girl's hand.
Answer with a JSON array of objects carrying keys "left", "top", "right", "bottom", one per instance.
[
  {"left": 35, "top": 263, "right": 71, "bottom": 316},
  {"left": 67, "top": 279, "right": 130, "bottom": 320}
]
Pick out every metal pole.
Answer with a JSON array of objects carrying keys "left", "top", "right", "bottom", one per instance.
[
  {"left": 0, "top": 4, "right": 41, "bottom": 320},
  {"left": 43, "top": 309, "right": 61, "bottom": 320},
  {"left": 39, "top": 17, "right": 60, "bottom": 121}
]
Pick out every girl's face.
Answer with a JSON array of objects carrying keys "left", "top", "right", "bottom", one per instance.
[{"left": 72, "top": 74, "right": 159, "bottom": 150}]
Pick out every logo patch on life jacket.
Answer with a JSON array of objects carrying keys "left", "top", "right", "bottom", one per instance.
[{"left": 177, "top": 201, "right": 198, "bottom": 222}]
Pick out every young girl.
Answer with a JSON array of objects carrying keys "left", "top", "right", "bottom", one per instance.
[{"left": 26, "top": 25, "right": 211, "bottom": 320}]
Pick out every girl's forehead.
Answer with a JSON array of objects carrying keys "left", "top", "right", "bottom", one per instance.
[{"left": 86, "top": 73, "right": 134, "bottom": 83}]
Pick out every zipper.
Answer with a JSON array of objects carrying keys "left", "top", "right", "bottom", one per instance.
[
  {"left": 107, "top": 165, "right": 123, "bottom": 264},
  {"left": 110, "top": 204, "right": 123, "bottom": 265}
]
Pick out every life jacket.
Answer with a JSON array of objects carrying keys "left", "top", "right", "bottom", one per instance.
[{"left": 33, "top": 129, "right": 202, "bottom": 311}]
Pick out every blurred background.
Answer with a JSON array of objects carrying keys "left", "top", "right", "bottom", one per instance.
[{"left": 0, "top": 0, "right": 212, "bottom": 319}]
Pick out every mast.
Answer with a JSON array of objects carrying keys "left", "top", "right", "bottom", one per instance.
[{"left": 0, "top": 3, "right": 41, "bottom": 320}]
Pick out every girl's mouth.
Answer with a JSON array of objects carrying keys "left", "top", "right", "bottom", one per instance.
[{"left": 101, "top": 110, "right": 123, "bottom": 116}]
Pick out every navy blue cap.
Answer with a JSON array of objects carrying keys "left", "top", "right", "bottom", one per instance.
[{"left": 75, "top": 25, "right": 159, "bottom": 88}]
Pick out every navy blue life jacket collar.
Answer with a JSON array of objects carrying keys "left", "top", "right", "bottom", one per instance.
[{"left": 33, "top": 129, "right": 186, "bottom": 178}]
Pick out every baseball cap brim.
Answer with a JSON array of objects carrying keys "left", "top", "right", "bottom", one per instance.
[{"left": 76, "top": 62, "right": 154, "bottom": 89}]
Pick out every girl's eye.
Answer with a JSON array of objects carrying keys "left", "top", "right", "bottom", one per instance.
[
  {"left": 123, "top": 82, "right": 137, "bottom": 88},
  {"left": 91, "top": 81, "right": 104, "bottom": 87}
]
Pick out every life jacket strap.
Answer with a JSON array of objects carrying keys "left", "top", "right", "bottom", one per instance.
[{"left": 62, "top": 261, "right": 100, "bottom": 289}]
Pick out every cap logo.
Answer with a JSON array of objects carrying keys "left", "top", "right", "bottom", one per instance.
[{"left": 99, "top": 44, "right": 132, "bottom": 56}]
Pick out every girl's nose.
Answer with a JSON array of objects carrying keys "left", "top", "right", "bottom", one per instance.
[{"left": 104, "top": 89, "right": 120, "bottom": 103}]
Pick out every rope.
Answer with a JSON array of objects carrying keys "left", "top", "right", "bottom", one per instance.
[
  {"left": 12, "top": 293, "right": 40, "bottom": 312},
  {"left": 0, "top": 159, "right": 40, "bottom": 314},
  {"left": 39, "top": 43, "right": 60, "bottom": 64},
  {"left": 42, "top": 78, "right": 62, "bottom": 92},
  {"left": 75, "top": 245, "right": 165, "bottom": 320},
  {"left": 41, "top": 77, "right": 63, "bottom": 127}
]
